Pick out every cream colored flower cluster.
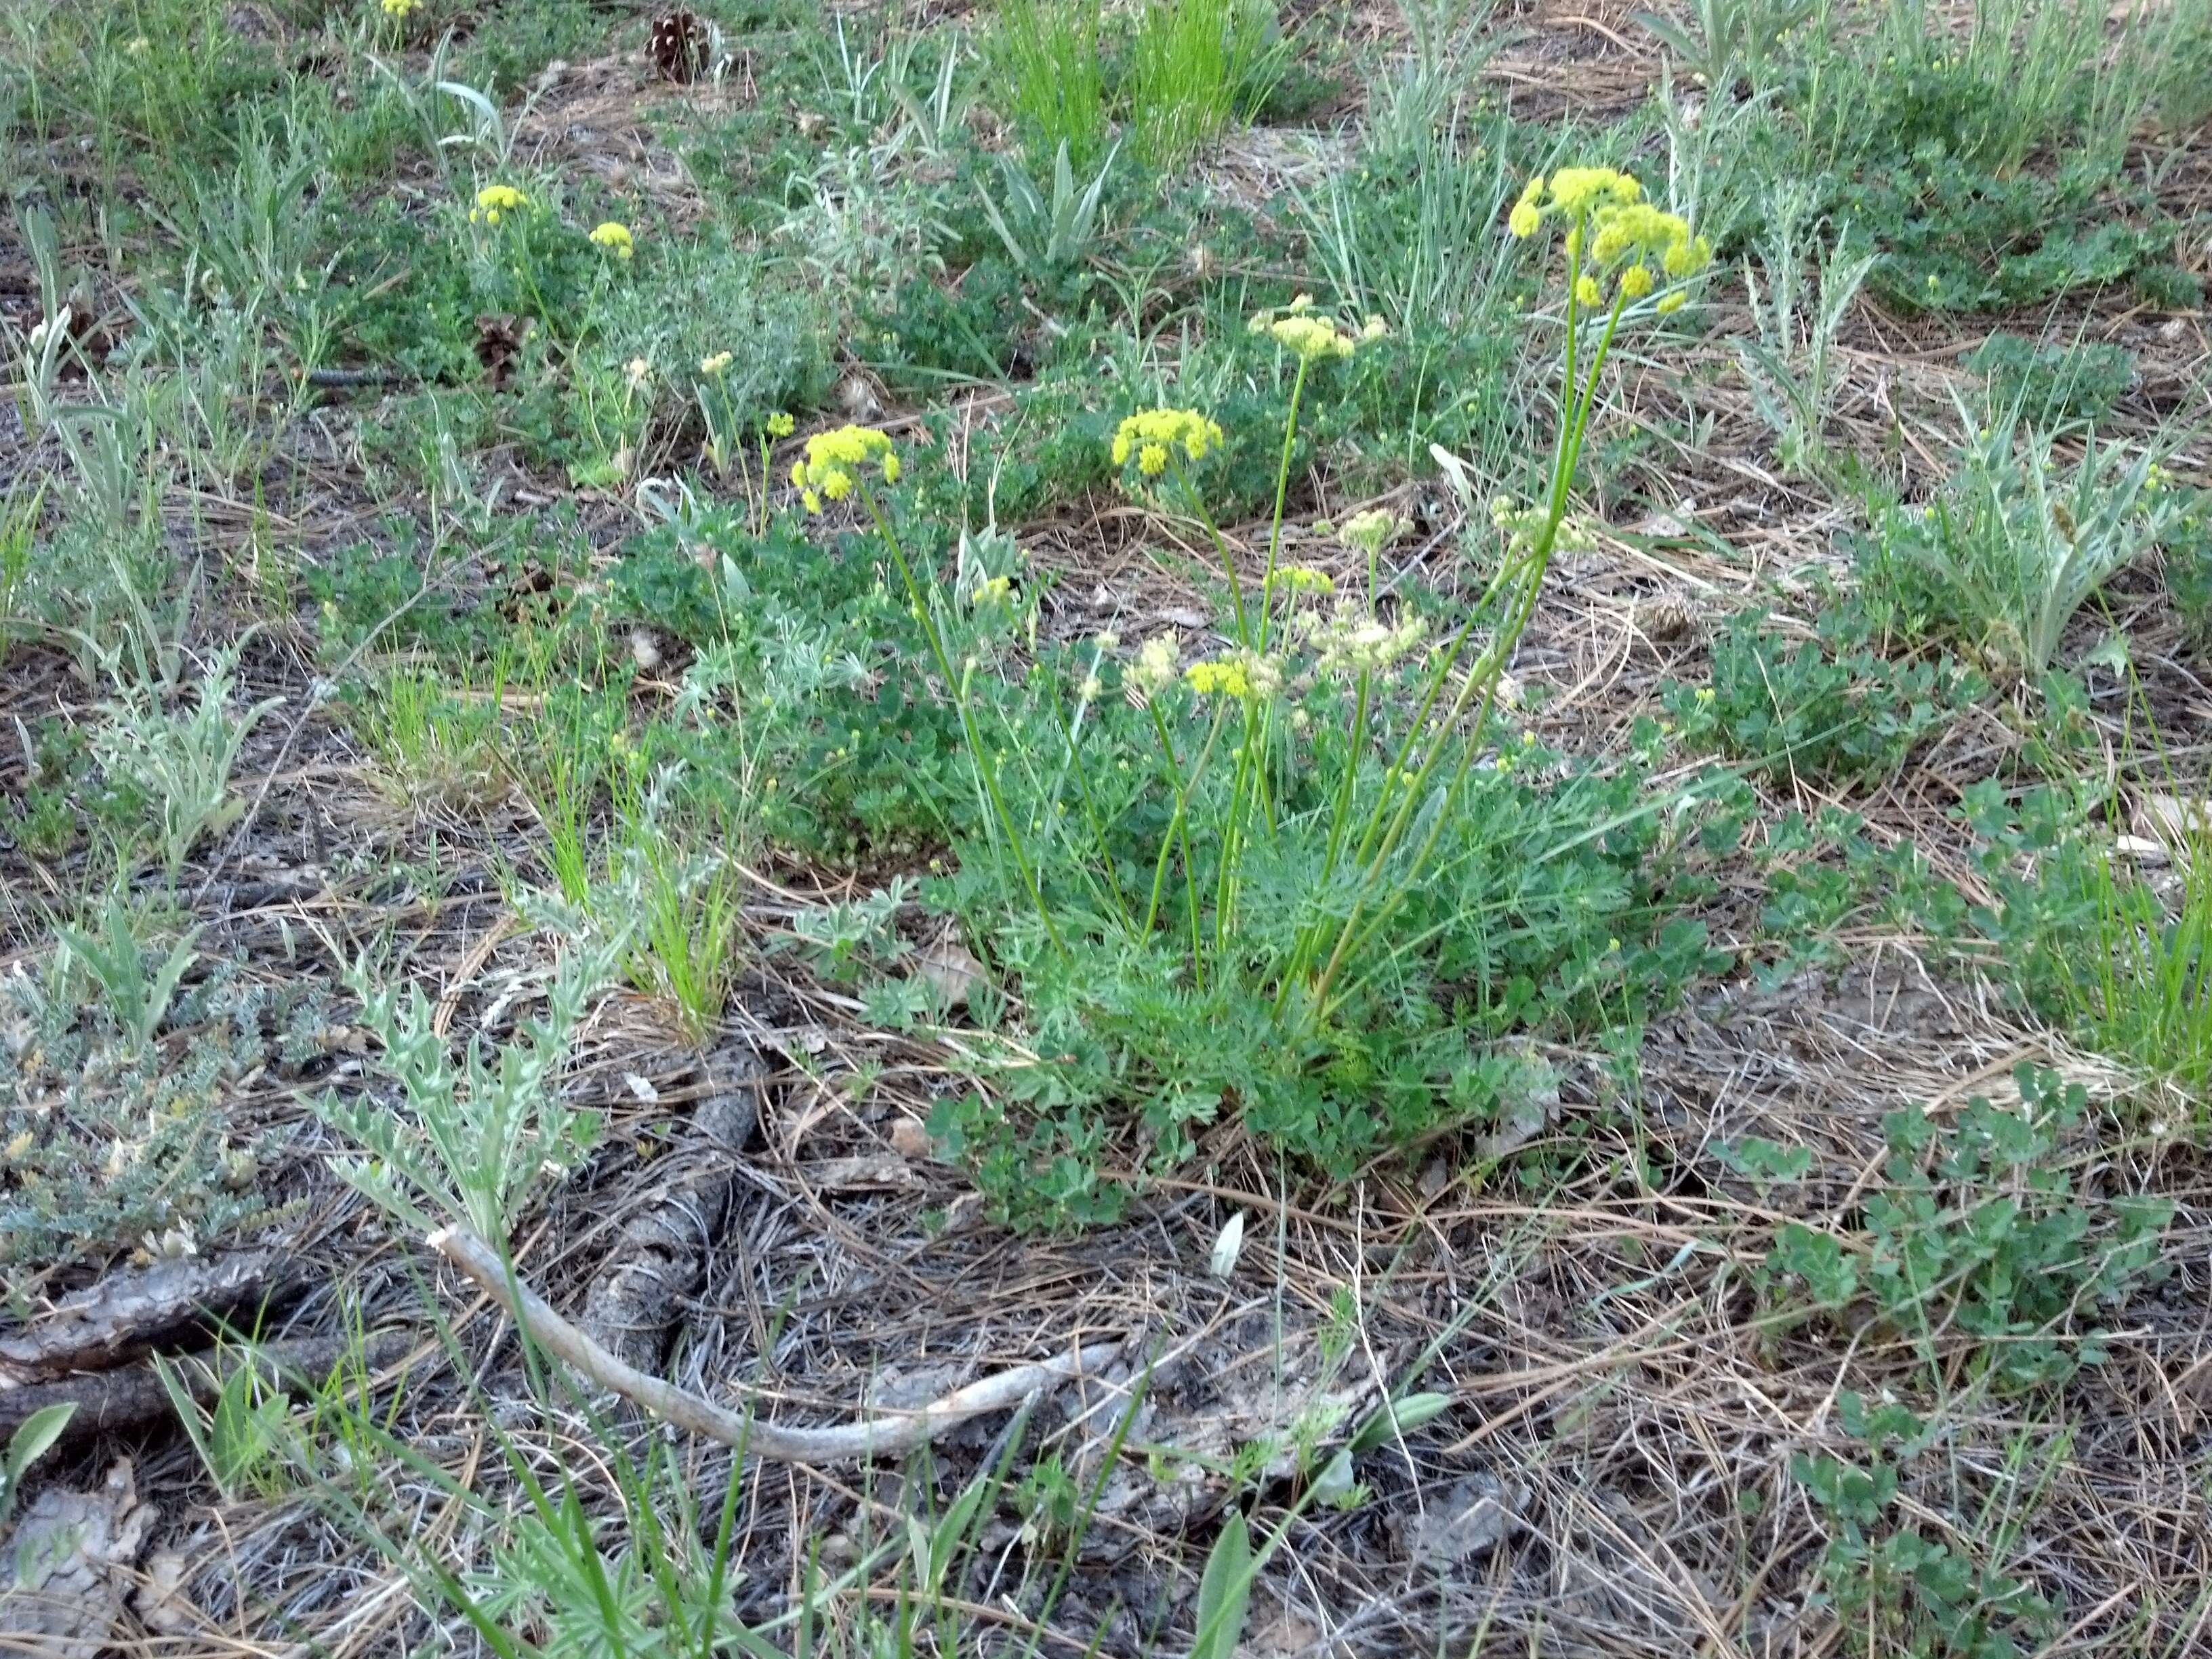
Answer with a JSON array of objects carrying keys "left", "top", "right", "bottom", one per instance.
[{"left": 1246, "top": 294, "right": 1387, "bottom": 363}]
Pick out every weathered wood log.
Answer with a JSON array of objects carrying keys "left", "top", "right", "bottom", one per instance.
[
  {"left": 577, "top": 1038, "right": 762, "bottom": 1370},
  {"left": 0, "top": 1251, "right": 304, "bottom": 1385},
  {"left": 0, "top": 1332, "right": 417, "bottom": 1441}
]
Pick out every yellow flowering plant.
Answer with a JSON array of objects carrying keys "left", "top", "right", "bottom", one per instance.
[
  {"left": 1271, "top": 164, "right": 1711, "bottom": 1021},
  {"left": 470, "top": 183, "right": 529, "bottom": 226},
  {"left": 809, "top": 182, "right": 1711, "bottom": 1193}
]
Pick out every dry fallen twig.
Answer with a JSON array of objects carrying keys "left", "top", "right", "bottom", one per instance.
[{"left": 429, "top": 1223, "right": 1124, "bottom": 1463}]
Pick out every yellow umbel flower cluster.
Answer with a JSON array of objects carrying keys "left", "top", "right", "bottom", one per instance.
[
  {"left": 470, "top": 184, "right": 529, "bottom": 225},
  {"left": 790, "top": 424, "right": 898, "bottom": 513},
  {"left": 1184, "top": 650, "right": 1282, "bottom": 701},
  {"left": 382, "top": 0, "right": 420, "bottom": 17},
  {"left": 1246, "top": 294, "right": 1385, "bottom": 363},
  {"left": 1111, "top": 408, "right": 1224, "bottom": 475},
  {"left": 589, "top": 221, "right": 634, "bottom": 260},
  {"left": 765, "top": 411, "right": 796, "bottom": 437},
  {"left": 1509, "top": 167, "right": 1709, "bottom": 315}
]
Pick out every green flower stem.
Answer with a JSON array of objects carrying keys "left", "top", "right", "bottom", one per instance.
[
  {"left": 1307, "top": 287, "right": 1631, "bottom": 1020},
  {"left": 860, "top": 484, "right": 1065, "bottom": 959},
  {"left": 1256, "top": 354, "right": 1311, "bottom": 657},
  {"left": 1143, "top": 699, "right": 1227, "bottom": 984},
  {"left": 1046, "top": 681, "right": 1135, "bottom": 932},
  {"left": 1270, "top": 531, "right": 1537, "bottom": 1012},
  {"left": 1168, "top": 454, "right": 1250, "bottom": 649},
  {"left": 1313, "top": 668, "right": 1372, "bottom": 903},
  {"left": 1214, "top": 703, "right": 1263, "bottom": 954}
]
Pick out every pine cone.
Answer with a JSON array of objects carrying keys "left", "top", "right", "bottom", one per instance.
[{"left": 647, "top": 8, "right": 707, "bottom": 83}]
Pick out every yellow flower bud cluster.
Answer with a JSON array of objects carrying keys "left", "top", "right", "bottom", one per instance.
[
  {"left": 382, "top": 0, "right": 421, "bottom": 16},
  {"left": 790, "top": 424, "right": 898, "bottom": 513},
  {"left": 1272, "top": 564, "right": 1335, "bottom": 596},
  {"left": 1111, "top": 408, "right": 1224, "bottom": 474},
  {"left": 1184, "top": 649, "right": 1282, "bottom": 701},
  {"left": 1509, "top": 167, "right": 1710, "bottom": 315},
  {"left": 589, "top": 220, "right": 634, "bottom": 259},
  {"left": 470, "top": 184, "right": 529, "bottom": 226}
]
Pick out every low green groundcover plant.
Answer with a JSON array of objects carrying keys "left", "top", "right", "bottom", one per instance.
[
  {"left": 1764, "top": 1066, "right": 2172, "bottom": 1391},
  {"left": 1666, "top": 605, "right": 1984, "bottom": 784}
]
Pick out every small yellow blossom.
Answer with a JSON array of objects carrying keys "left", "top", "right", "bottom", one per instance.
[
  {"left": 1111, "top": 407, "right": 1224, "bottom": 472},
  {"left": 470, "top": 183, "right": 529, "bottom": 226},
  {"left": 1662, "top": 232, "right": 1713, "bottom": 278},
  {"left": 1138, "top": 443, "right": 1168, "bottom": 476},
  {"left": 1185, "top": 659, "right": 1246, "bottom": 698},
  {"left": 1509, "top": 200, "right": 1542, "bottom": 239},
  {"left": 382, "top": 0, "right": 420, "bottom": 16},
  {"left": 1620, "top": 264, "right": 1654, "bottom": 300},
  {"left": 972, "top": 575, "right": 1014, "bottom": 606},
  {"left": 1185, "top": 649, "right": 1282, "bottom": 701},
  {"left": 1656, "top": 290, "right": 1688, "bottom": 316},
  {"left": 699, "top": 351, "right": 733, "bottom": 376},
  {"left": 1273, "top": 564, "right": 1334, "bottom": 595},
  {"left": 1546, "top": 167, "right": 1641, "bottom": 213},
  {"left": 794, "top": 424, "right": 898, "bottom": 510},
  {"left": 1574, "top": 275, "right": 1601, "bottom": 306},
  {"left": 766, "top": 411, "right": 796, "bottom": 437},
  {"left": 589, "top": 220, "right": 634, "bottom": 260}
]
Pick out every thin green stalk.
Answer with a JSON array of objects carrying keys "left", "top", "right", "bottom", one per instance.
[
  {"left": 1046, "top": 680, "right": 1136, "bottom": 931},
  {"left": 861, "top": 485, "right": 1067, "bottom": 958},
  {"left": 1213, "top": 707, "right": 1263, "bottom": 955},
  {"left": 1314, "top": 669, "right": 1372, "bottom": 899},
  {"left": 1254, "top": 354, "right": 1310, "bottom": 655},
  {"left": 1309, "top": 285, "right": 1629, "bottom": 1017},
  {"left": 1143, "top": 699, "right": 1227, "bottom": 981},
  {"left": 1168, "top": 452, "right": 1249, "bottom": 647}
]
